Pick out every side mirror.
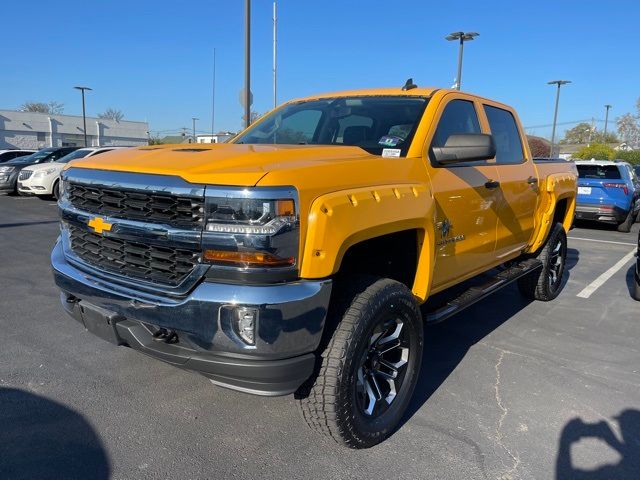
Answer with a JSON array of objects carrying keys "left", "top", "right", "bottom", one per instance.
[{"left": 432, "top": 133, "right": 496, "bottom": 165}]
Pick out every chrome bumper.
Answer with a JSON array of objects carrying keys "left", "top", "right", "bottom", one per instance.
[{"left": 52, "top": 240, "right": 332, "bottom": 395}]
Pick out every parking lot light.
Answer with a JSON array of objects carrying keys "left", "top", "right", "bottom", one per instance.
[
  {"left": 445, "top": 31, "right": 479, "bottom": 90},
  {"left": 547, "top": 80, "right": 571, "bottom": 157},
  {"left": 73, "top": 86, "right": 92, "bottom": 147}
]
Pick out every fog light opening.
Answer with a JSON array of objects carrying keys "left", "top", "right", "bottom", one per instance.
[{"left": 233, "top": 307, "right": 258, "bottom": 346}]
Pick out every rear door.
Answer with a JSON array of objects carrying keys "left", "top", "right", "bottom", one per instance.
[
  {"left": 426, "top": 96, "right": 500, "bottom": 290},
  {"left": 482, "top": 104, "right": 538, "bottom": 258}
]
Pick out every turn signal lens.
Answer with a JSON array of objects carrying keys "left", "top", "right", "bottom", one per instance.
[{"left": 203, "top": 250, "right": 295, "bottom": 268}]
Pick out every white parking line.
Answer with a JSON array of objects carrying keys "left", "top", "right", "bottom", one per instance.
[
  {"left": 576, "top": 249, "right": 636, "bottom": 298},
  {"left": 568, "top": 236, "right": 636, "bottom": 247}
]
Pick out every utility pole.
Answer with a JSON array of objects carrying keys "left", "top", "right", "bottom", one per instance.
[
  {"left": 604, "top": 104, "right": 612, "bottom": 138},
  {"left": 192, "top": 117, "right": 199, "bottom": 143},
  {"left": 445, "top": 31, "right": 479, "bottom": 90},
  {"left": 244, "top": 0, "right": 251, "bottom": 128},
  {"left": 547, "top": 80, "right": 571, "bottom": 157},
  {"left": 273, "top": 1, "right": 277, "bottom": 109},
  {"left": 73, "top": 86, "right": 92, "bottom": 147}
]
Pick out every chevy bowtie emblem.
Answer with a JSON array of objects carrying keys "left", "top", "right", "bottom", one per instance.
[{"left": 88, "top": 216, "right": 112, "bottom": 234}]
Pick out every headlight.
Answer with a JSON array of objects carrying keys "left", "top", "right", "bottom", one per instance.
[
  {"left": 0, "top": 166, "right": 15, "bottom": 173},
  {"left": 33, "top": 168, "right": 57, "bottom": 178},
  {"left": 202, "top": 187, "right": 299, "bottom": 279}
]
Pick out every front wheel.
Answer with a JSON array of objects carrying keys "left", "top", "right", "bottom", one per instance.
[
  {"left": 297, "top": 276, "right": 423, "bottom": 449},
  {"left": 518, "top": 222, "right": 567, "bottom": 301},
  {"left": 52, "top": 180, "right": 60, "bottom": 200}
]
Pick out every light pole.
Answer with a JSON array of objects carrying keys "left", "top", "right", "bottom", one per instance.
[
  {"left": 445, "top": 31, "right": 479, "bottom": 90},
  {"left": 547, "top": 80, "right": 571, "bottom": 157},
  {"left": 192, "top": 117, "right": 199, "bottom": 143},
  {"left": 604, "top": 104, "right": 612, "bottom": 138},
  {"left": 74, "top": 86, "right": 92, "bottom": 147}
]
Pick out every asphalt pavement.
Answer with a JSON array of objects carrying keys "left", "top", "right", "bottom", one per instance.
[{"left": 1, "top": 194, "right": 639, "bottom": 480}]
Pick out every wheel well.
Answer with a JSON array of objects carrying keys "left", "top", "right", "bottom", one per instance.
[
  {"left": 553, "top": 198, "right": 568, "bottom": 225},
  {"left": 337, "top": 229, "right": 419, "bottom": 288}
]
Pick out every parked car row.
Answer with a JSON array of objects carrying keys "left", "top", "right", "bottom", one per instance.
[{"left": 0, "top": 146, "right": 130, "bottom": 199}]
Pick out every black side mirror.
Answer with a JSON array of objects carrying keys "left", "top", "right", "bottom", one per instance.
[{"left": 432, "top": 133, "right": 496, "bottom": 165}]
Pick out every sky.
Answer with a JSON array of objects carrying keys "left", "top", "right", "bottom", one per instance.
[{"left": 1, "top": 0, "right": 639, "bottom": 140}]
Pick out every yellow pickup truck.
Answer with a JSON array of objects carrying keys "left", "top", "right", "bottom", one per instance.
[{"left": 51, "top": 85, "right": 577, "bottom": 448}]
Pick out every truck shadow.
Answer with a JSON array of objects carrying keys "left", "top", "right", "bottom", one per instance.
[
  {"left": 401, "top": 247, "right": 580, "bottom": 430},
  {"left": 624, "top": 265, "right": 637, "bottom": 300},
  {"left": 0, "top": 387, "right": 110, "bottom": 480}
]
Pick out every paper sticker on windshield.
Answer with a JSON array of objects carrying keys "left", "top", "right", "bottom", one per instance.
[
  {"left": 382, "top": 148, "right": 401, "bottom": 158},
  {"left": 378, "top": 135, "right": 403, "bottom": 147}
]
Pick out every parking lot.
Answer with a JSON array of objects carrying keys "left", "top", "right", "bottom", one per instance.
[{"left": 1, "top": 195, "right": 638, "bottom": 480}]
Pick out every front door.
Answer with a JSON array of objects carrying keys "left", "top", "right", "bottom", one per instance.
[{"left": 426, "top": 97, "right": 501, "bottom": 290}]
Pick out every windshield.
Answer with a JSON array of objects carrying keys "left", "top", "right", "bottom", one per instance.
[
  {"left": 57, "top": 149, "right": 92, "bottom": 163},
  {"left": 13, "top": 148, "right": 56, "bottom": 163},
  {"left": 577, "top": 164, "right": 622, "bottom": 179},
  {"left": 233, "top": 96, "right": 429, "bottom": 157}
]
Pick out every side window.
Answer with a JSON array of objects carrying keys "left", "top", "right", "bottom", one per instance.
[
  {"left": 431, "top": 100, "right": 481, "bottom": 148},
  {"left": 484, "top": 105, "right": 524, "bottom": 164}
]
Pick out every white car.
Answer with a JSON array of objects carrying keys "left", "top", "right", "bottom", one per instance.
[{"left": 18, "top": 147, "right": 127, "bottom": 199}]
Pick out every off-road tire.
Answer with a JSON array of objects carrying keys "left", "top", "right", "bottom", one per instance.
[
  {"left": 617, "top": 208, "right": 634, "bottom": 233},
  {"left": 518, "top": 222, "right": 567, "bottom": 301},
  {"left": 297, "top": 276, "right": 423, "bottom": 449}
]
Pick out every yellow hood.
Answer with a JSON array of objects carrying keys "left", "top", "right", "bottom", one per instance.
[{"left": 68, "top": 143, "right": 375, "bottom": 186}]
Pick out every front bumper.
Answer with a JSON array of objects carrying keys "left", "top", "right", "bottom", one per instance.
[
  {"left": 17, "top": 175, "right": 52, "bottom": 195},
  {"left": 0, "top": 171, "right": 18, "bottom": 193},
  {"left": 574, "top": 204, "right": 627, "bottom": 223},
  {"left": 52, "top": 240, "right": 332, "bottom": 395}
]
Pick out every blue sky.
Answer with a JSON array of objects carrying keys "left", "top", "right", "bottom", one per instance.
[{"left": 2, "top": 0, "right": 639, "bottom": 139}]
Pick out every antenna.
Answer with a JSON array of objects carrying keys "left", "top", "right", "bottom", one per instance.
[
  {"left": 402, "top": 78, "right": 417, "bottom": 91},
  {"left": 273, "top": 1, "right": 277, "bottom": 109},
  {"left": 212, "top": 48, "right": 216, "bottom": 138}
]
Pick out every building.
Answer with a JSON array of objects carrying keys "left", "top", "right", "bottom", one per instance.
[
  {"left": 0, "top": 109, "right": 149, "bottom": 149},
  {"left": 196, "top": 132, "right": 235, "bottom": 144}
]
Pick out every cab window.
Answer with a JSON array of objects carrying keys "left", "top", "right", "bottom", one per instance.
[
  {"left": 484, "top": 105, "right": 524, "bottom": 164},
  {"left": 431, "top": 100, "right": 481, "bottom": 149}
]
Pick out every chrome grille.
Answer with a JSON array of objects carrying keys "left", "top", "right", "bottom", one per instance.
[
  {"left": 67, "top": 182, "right": 204, "bottom": 227},
  {"left": 68, "top": 225, "right": 200, "bottom": 286},
  {"left": 19, "top": 170, "right": 33, "bottom": 181}
]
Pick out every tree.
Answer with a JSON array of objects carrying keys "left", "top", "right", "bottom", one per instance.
[
  {"left": 617, "top": 113, "right": 640, "bottom": 149},
  {"left": 560, "top": 122, "right": 594, "bottom": 144},
  {"left": 527, "top": 135, "right": 551, "bottom": 157},
  {"left": 98, "top": 108, "right": 124, "bottom": 122},
  {"left": 572, "top": 143, "right": 615, "bottom": 160},
  {"left": 20, "top": 101, "right": 64, "bottom": 114},
  {"left": 590, "top": 131, "right": 619, "bottom": 144},
  {"left": 241, "top": 111, "right": 261, "bottom": 128}
]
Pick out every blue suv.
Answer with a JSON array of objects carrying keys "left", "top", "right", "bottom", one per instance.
[{"left": 574, "top": 160, "right": 640, "bottom": 232}]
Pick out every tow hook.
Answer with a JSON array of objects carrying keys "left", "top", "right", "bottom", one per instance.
[{"left": 152, "top": 328, "right": 179, "bottom": 344}]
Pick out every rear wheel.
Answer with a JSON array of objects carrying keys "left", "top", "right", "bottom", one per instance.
[
  {"left": 297, "top": 276, "right": 423, "bottom": 449},
  {"left": 518, "top": 222, "right": 567, "bottom": 301},
  {"left": 617, "top": 207, "right": 634, "bottom": 233}
]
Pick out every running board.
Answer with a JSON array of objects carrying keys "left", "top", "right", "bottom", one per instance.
[{"left": 423, "top": 258, "right": 543, "bottom": 324}]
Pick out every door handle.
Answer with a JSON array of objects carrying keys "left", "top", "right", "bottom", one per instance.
[
  {"left": 484, "top": 180, "right": 500, "bottom": 189},
  {"left": 527, "top": 177, "right": 538, "bottom": 185}
]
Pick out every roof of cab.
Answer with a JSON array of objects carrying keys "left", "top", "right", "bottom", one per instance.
[{"left": 293, "top": 87, "right": 440, "bottom": 102}]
